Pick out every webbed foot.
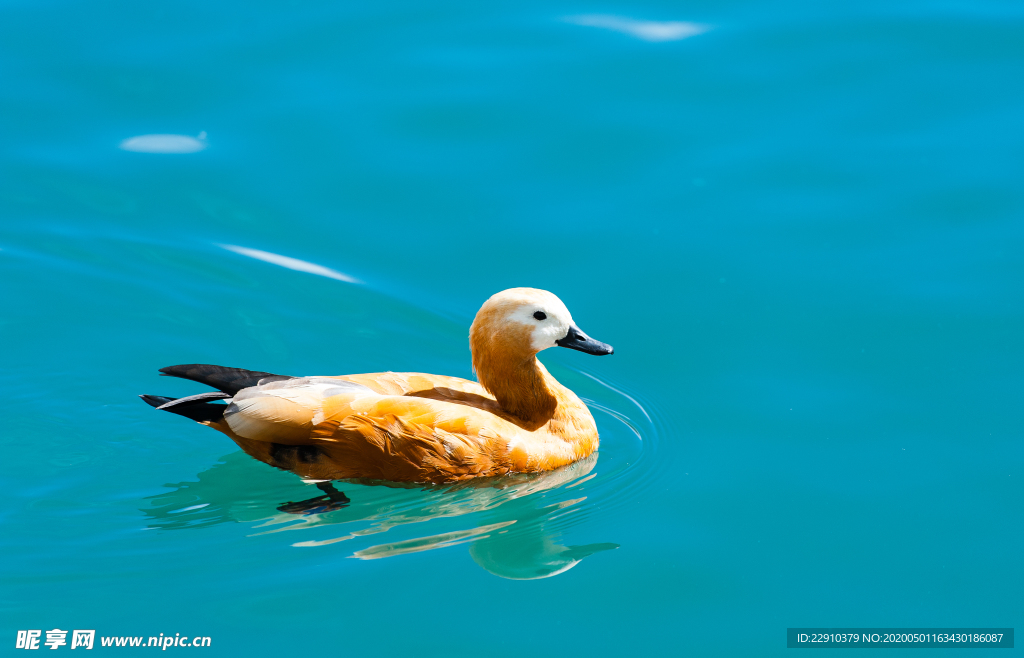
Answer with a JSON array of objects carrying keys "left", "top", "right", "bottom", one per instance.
[{"left": 277, "top": 482, "right": 351, "bottom": 515}]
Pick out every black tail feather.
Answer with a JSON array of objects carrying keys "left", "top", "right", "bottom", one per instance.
[
  {"left": 140, "top": 395, "right": 174, "bottom": 408},
  {"left": 140, "top": 394, "right": 227, "bottom": 423},
  {"left": 158, "top": 364, "right": 292, "bottom": 395}
]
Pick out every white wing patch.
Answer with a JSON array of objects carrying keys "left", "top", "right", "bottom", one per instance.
[{"left": 224, "top": 378, "right": 375, "bottom": 441}]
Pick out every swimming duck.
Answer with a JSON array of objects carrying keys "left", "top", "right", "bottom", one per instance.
[{"left": 141, "top": 288, "right": 613, "bottom": 484}]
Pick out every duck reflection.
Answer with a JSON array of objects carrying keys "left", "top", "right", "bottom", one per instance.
[
  {"left": 466, "top": 496, "right": 618, "bottom": 580},
  {"left": 143, "top": 452, "right": 617, "bottom": 579}
]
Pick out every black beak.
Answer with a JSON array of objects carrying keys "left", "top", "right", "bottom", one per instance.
[{"left": 556, "top": 324, "right": 614, "bottom": 356}]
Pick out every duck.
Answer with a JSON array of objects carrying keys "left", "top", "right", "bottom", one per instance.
[{"left": 141, "top": 288, "right": 614, "bottom": 484}]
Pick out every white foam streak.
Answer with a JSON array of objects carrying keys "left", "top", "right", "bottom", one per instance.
[
  {"left": 168, "top": 503, "right": 209, "bottom": 514},
  {"left": 220, "top": 244, "right": 361, "bottom": 283},
  {"left": 345, "top": 521, "right": 517, "bottom": 559},
  {"left": 564, "top": 15, "right": 710, "bottom": 42},
  {"left": 119, "top": 132, "right": 208, "bottom": 153}
]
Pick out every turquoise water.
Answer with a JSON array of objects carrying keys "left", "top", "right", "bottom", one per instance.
[{"left": 2, "top": 0, "right": 1022, "bottom": 654}]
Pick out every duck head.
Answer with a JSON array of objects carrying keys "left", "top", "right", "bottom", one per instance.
[
  {"left": 470, "top": 288, "right": 613, "bottom": 360},
  {"left": 470, "top": 288, "right": 612, "bottom": 421}
]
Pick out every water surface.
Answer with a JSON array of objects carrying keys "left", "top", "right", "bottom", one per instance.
[{"left": 1, "top": 0, "right": 1021, "bottom": 655}]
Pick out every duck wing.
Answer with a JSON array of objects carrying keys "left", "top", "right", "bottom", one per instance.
[
  {"left": 309, "top": 393, "right": 519, "bottom": 482},
  {"left": 222, "top": 377, "right": 376, "bottom": 443},
  {"left": 335, "top": 372, "right": 506, "bottom": 416},
  {"left": 216, "top": 372, "right": 525, "bottom": 482}
]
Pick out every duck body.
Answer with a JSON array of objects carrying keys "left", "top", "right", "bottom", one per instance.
[
  {"left": 142, "top": 288, "right": 613, "bottom": 484},
  {"left": 207, "top": 366, "right": 597, "bottom": 483}
]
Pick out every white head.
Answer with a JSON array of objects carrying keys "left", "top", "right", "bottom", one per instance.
[
  {"left": 501, "top": 289, "right": 575, "bottom": 351},
  {"left": 471, "top": 288, "right": 613, "bottom": 357}
]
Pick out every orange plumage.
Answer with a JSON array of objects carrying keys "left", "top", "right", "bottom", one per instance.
[{"left": 144, "top": 288, "right": 614, "bottom": 484}]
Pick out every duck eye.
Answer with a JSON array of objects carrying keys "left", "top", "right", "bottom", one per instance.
[{"left": 533, "top": 311, "right": 547, "bottom": 321}]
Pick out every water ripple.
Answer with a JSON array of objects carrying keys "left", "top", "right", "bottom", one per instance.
[
  {"left": 118, "top": 133, "right": 208, "bottom": 154},
  {"left": 563, "top": 15, "right": 710, "bottom": 42},
  {"left": 219, "top": 244, "right": 362, "bottom": 283}
]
